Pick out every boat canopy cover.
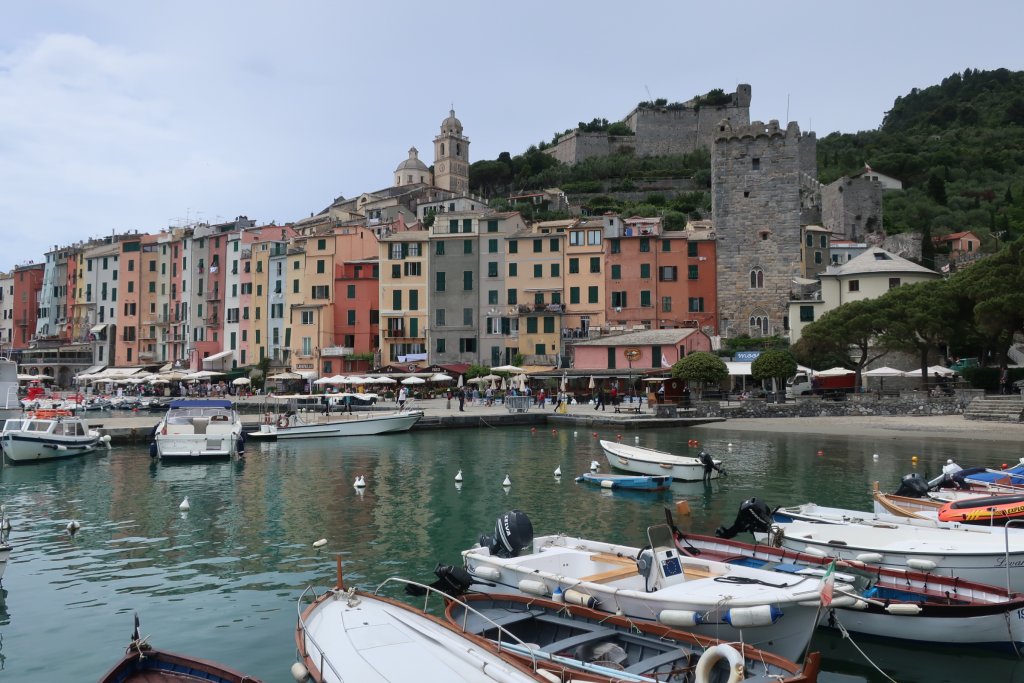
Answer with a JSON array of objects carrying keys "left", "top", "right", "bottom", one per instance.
[{"left": 168, "top": 399, "right": 234, "bottom": 409}]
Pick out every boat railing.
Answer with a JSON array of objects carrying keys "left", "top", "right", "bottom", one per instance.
[
  {"left": 295, "top": 585, "right": 347, "bottom": 682},
  {"left": 370, "top": 577, "right": 540, "bottom": 671},
  {"left": 1004, "top": 519, "right": 1024, "bottom": 595}
]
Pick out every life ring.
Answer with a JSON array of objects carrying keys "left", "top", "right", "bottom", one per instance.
[
  {"left": 695, "top": 644, "right": 744, "bottom": 683},
  {"left": 277, "top": 416, "right": 289, "bottom": 429}
]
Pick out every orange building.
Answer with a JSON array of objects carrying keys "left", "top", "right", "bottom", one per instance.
[{"left": 11, "top": 263, "right": 43, "bottom": 349}]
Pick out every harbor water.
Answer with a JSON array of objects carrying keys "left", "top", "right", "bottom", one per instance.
[{"left": 1, "top": 423, "right": 1022, "bottom": 682}]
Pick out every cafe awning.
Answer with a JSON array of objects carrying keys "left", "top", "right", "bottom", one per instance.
[
  {"left": 202, "top": 349, "right": 233, "bottom": 364},
  {"left": 90, "top": 324, "right": 108, "bottom": 334}
]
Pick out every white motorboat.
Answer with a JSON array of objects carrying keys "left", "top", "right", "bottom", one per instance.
[
  {"left": 251, "top": 408, "right": 422, "bottom": 440},
  {"left": 737, "top": 502, "right": 1024, "bottom": 592},
  {"left": 600, "top": 439, "right": 721, "bottom": 481},
  {"left": 687, "top": 511, "right": 1024, "bottom": 654},
  {"left": 153, "top": 399, "right": 243, "bottom": 460},
  {"left": 460, "top": 512, "right": 842, "bottom": 663},
  {"left": 1, "top": 409, "right": 109, "bottom": 463},
  {"left": 294, "top": 576, "right": 550, "bottom": 683}
]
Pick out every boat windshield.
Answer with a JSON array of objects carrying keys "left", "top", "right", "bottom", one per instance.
[
  {"left": 647, "top": 524, "right": 675, "bottom": 553},
  {"left": 3, "top": 420, "right": 22, "bottom": 431},
  {"left": 168, "top": 407, "right": 234, "bottom": 419},
  {"left": 25, "top": 420, "right": 54, "bottom": 432}
]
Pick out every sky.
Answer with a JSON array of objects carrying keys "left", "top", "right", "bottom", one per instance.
[{"left": 1, "top": 1, "right": 1021, "bottom": 271}]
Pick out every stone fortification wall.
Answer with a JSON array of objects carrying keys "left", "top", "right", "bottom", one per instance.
[
  {"left": 798, "top": 133, "right": 818, "bottom": 180},
  {"left": 711, "top": 120, "right": 806, "bottom": 338},
  {"left": 821, "top": 176, "right": 884, "bottom": 240},
  {"left": 687, "top": 394, "right": 962, "bottom": 419},
  {"left": 545, "top": 131, "right": 611, "bottom": 165},
  {"left": 547, "top": 85, "right": 751, "bottom": 165}
]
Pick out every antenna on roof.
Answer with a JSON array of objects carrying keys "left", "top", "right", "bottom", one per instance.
[{"left": 644, "top": 84, "right": 652, "bottom": 100}]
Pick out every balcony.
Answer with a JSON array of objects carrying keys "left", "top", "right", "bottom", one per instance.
[
  {"left": 204, "top": 316, "right": 219, "bottom": 326},
  {"left": 206, "top": 291, "right": 221, "bottom": 301},
  {"left": 146, "top": 314, "right": 172, "bottom": 325},
  {"left": 384, "top": 329, "right": 406, "bottom": 339}
]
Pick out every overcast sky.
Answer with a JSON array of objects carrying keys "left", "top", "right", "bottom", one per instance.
[{"left": 2, "top": 1, "right": 1020, "bottom": 272}]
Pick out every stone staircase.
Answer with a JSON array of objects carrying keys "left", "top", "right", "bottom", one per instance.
[{"left": 964, "top": 396, "right": 1024, "bottom": 422}]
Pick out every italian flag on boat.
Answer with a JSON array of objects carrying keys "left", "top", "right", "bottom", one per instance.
[{"left": 820, "top": 560, "right": 836, "bottom": 607}]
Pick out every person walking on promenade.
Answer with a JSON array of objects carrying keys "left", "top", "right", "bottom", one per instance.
[
  {"left": 458, "top": 387, "right": 466, "bottom": 411},
  {"left": 594, "top": 389, "right": 605, "bottom": 411}
]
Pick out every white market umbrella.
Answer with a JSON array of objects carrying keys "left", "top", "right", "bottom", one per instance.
[
  {"left": 480, "top": 374, "right": 501, "bottom": 382},
  {"left": 588, "top": 376, "right": 596, "bottom": 390},
  {"left": 864, "top": 365, "right": 904, "bottom": 392},
  {"left": 429, "top": 373, "right": 454, "bottom": 382},
  {"left": 268, "top": 372, "right": 302, "bottom": 380},
  {"left": 232, "top": 377, "right": 251, "bottom": 386},
  {"left": 903, "top": 365, "right": 955, "bottom": 378},
  {"left": 489, "top": 380, "right": 497, "bottom": 391},
  {"left": 457, "top": 375, "right": 464, "bottom": 388},
  {"left": 17, "top": 374, "right": 37, "bottom": 381},
  {"left": 373, "top": 376, "right": 397, "bottom": 385},
  {"left": 401, "top": 376, "right": 426, "bottom": 385},
  {"left": 312, "top": 377, "right": 335, "bottom": 385},
  {"left": 492, "top": 364, "right": 526, "bottom": 374},
  {"left": 815, "top": 366, "right": 855, "bottom": 377},
  {"left": 863, "top": 366, "right": 905, "bottom": 377}
]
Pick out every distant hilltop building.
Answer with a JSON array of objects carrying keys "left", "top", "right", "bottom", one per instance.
[{"left": 545, "top": 85, "right": 751, "bottom": 165}]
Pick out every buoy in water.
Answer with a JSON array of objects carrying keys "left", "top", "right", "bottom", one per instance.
[
  {"left": 590, "top": 460, "right": 599, "bottom": 472},
  {"left": 313, "top": 538, "right": 327, "bottom": 548},
  {"left": 354, "top": 475, "right": 366, "bottom": 488},
  {"left": 179, "top": 497, "right": 190, "bottom": 512},
  {"left": 67, "top": 520, "right": 81, "bottom": 537},
  {"left": 454, "top": 470, "right": 463, "bottom": 482},
  {"left": 873, "top": 453, "right": 879, "bottom": 460},
  {"left": 817, "top": 450, "right": 824, "bottom": 456},
  {"left": 911, "top": 456, "right": 919, "bottom": 463},
  {"left": 675, "top": 500, "right": 691, "bottom": 516},
  {"left": 502, "top": 474, "right": 511, "bottom": 487},
  {"left": 553, "top": 466, "right": 561, "bottom": 477}
]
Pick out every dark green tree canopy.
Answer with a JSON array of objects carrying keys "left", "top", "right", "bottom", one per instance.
[{"left": 751, "top": 350, "right": 798, "bottom": 383}]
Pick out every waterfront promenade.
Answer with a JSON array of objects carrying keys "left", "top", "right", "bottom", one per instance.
[{"left": 69, "top": 394, "right": 1024, "bottom": 444}]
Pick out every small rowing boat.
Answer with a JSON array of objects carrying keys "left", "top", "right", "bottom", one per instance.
[
  {"left": 574, "top": 472, "right": 671, "bottom": 491},
  {"left": 600, "top": 439, "right": 721, "bottom": 481}
]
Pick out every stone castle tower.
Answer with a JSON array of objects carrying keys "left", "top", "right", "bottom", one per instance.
[
  {"left": 433, "top": 109, "right": 470, "bottom": 193},
  {"left": 712, "top": 119, "right": 815, "bottom": 338}
]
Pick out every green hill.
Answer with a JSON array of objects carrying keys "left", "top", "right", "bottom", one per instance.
[{"left": 818, "top": 68, "right": 1024, "bottom": 244}]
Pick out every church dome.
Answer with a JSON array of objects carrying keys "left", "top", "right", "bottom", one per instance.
[
  {"left": 395, "top": 147, "right": 428, "bottom": 173},
  {"left": 440, "top": 109, "right": 463, "bottom": 135}
]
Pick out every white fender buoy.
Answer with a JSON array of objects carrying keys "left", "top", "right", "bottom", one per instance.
[
  {"left": 723, "top": 604, "right": 782, "bottom": 627},
  {"left": 502, "top": 474, "right": 511, "bottom": 487},
  {"left": 518, "top": 579, "right": 548, "bottom": 596},
  {"left": 312, "top": 538, "right": 327, "bottom": 548},
  {"left": 470, "top": 566, "right": 501, "bottom": 581},
  {"left": 179, "top": 497, "right": 190, "bottom": 512},
  {"left": 563, "top": 589, "right": 598, "bottom": 609},
  {"left": 102, "top": 434, "right": 112, "bottom": 448},
  {"left": 885, "top": 603, "right": 923, "bottom": 616},
  {"left": 659, "top": 609, "right": 704, "bottom": 627},
  {"left": 66, "top": 519, "right": 81, "bottom": 537},
  {"left": 290, "top": 661, "right": 311, "bottom": 682},
  {"left": 471, "top": 565, "right": 503, "bottom": 581},
  {"left": 855, "top": 552, "right": 884, "bottom": 564},
  {"left": 354, "top": 475, "right": 366, "bottom": 488},
  {"left": 454, "top": 469, "right": 463, "bottom": 482},
  {"left": 872, "top": 453, "right": 879, "bottom": 460},
  {"left": 906, "top": 558, "right": 936, "bottom": 572},
  {"left": 695, "top": 644, "right": 744, "bottom": 683},
  {"left": 553, "top": 466, "right": 561, "bottom": 477},
  {"left": 590, "top": 460, "right": 599, "bottom": 472}
]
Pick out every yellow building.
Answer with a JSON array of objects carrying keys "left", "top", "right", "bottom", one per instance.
[{"left": 378, "top": 229, "right": 429, "bottom": 367}]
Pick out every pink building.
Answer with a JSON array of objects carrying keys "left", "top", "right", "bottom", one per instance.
[{"left": 571, "top": 328, "right": 712, "bottom": 371}]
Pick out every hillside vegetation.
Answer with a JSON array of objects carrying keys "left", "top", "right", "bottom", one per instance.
[
  {"left": 818, "top": 68, "right": 1024, "bottom": 244},
  {"left": 471, "top": 69, "right": 1024, "bottom": 244}
]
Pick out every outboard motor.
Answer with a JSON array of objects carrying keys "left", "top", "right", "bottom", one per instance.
[
  {"left": 715, "top": 498, "right": 773, "bottom": 539},
  {"left": 895, "top": 472, "right": 930, "bottom": 498},
  {"left": 478, "top": 510, "right": 534, "bottom": 558},
  {"left": 405, "top": 563, "right": 478, "bottom": 597}
]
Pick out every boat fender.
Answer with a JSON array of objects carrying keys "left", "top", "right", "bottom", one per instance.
[
  {"left": 563, "top": 589, "right": 598, "bottom": 609},
  {"left": 290, "top": 661, "right": 310, "bottom": 682},
  {"left": 659, "top": 609, "right": 705, "bottom": 627},
  {"left": 278, "top": 416, "right": 290, "bottom": 429},
  {"left": 885, "top": 603, "right": 923, "bottom": 616},
  {"left": 600, "top": 479, "right": 614, "bottom": 488},
  {"left": 801, "top": 546, "right": 827, "bottom": 557},
  {"left": 518, "top": 579, "right": 549, "bottom": 597},
  {"left": 906, "top": 559, "right": 936, "bottom": 572},
  {"left": 855, "top": 552, "right": 884, "bottom": 564},
  {"left": 695, "top": 644, "right": 744, "bottom": 683},
  {"left": 149, "top": 442, "right": 157, "bottom": 458},
  {"left": 470, "top": 566, "right": 501, "bottom": 581},
  {"left": 723, "top": 604, "right": 783, "bottom": 627}
]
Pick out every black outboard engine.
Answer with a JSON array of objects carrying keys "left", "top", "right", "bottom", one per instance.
[
  {"left": 478, "top": 510, "right": 534, "bottom": 558},
  {"left": 894, "top": 472, "right": 930, "bottom": 498},
  {"left": 715, "top": 498, "right": 773, "bottom": 539},
  {"left": 405, "top": 563, "right": 478, "bottom": 597}
]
